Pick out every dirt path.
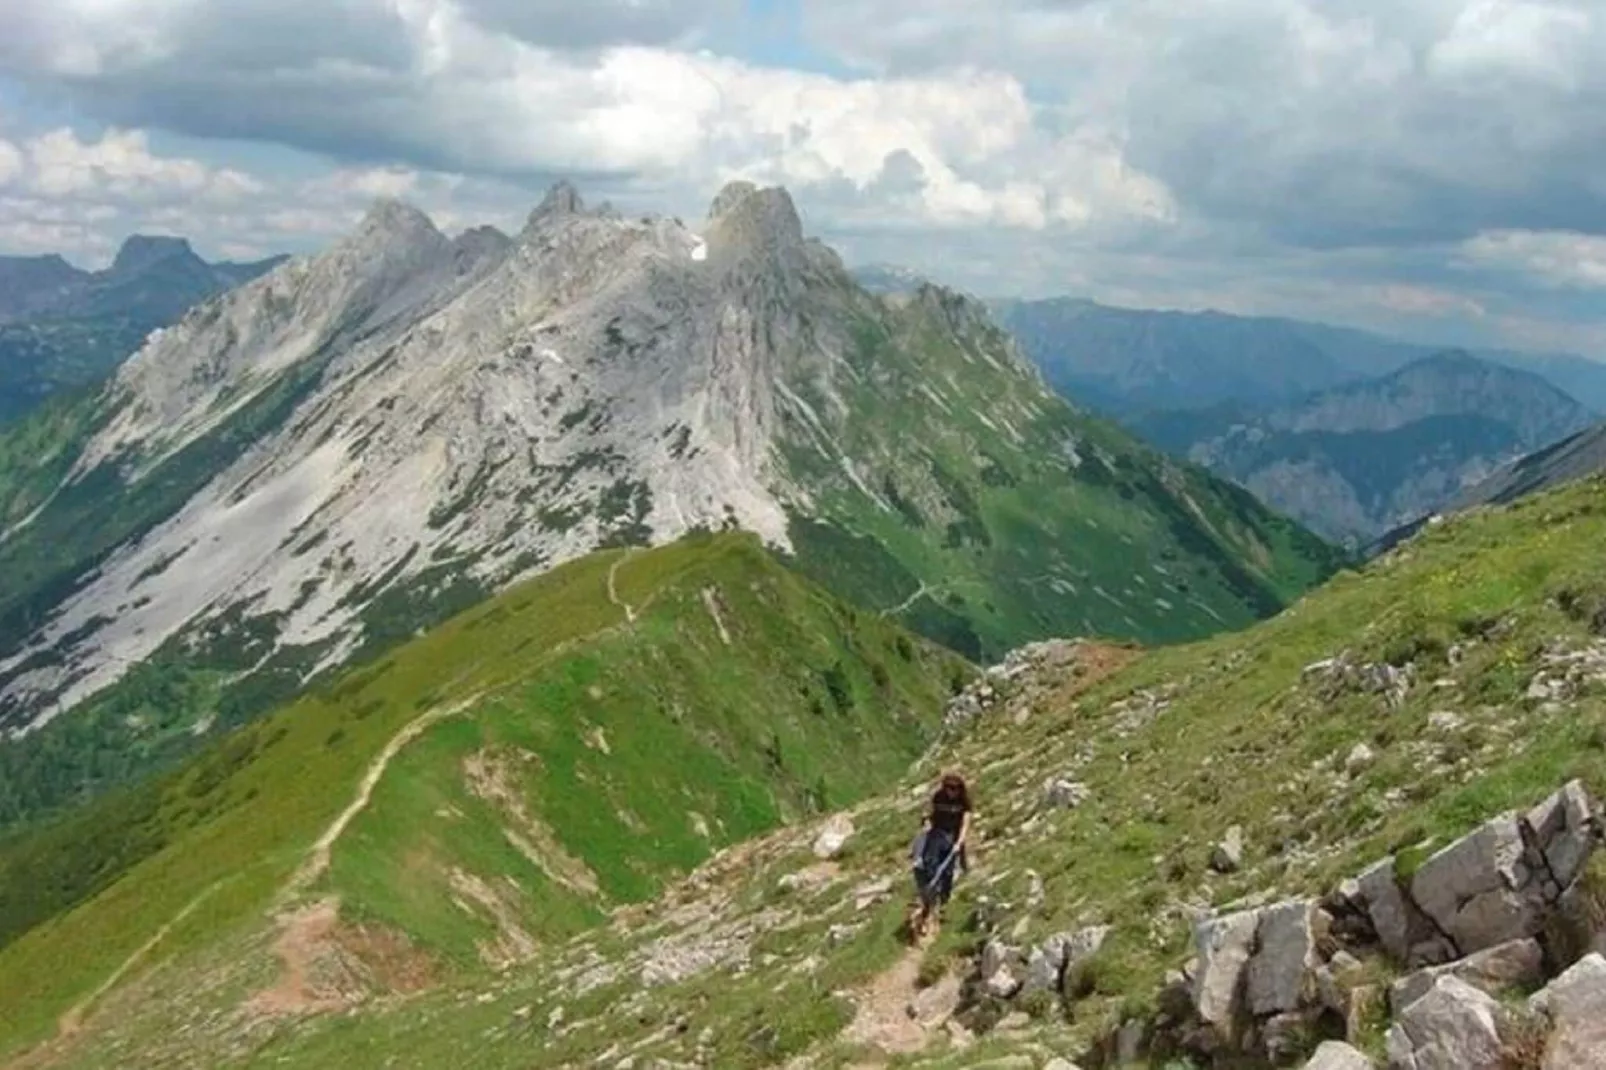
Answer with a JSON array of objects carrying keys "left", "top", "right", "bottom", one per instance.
[
  {"left": 840, "top": 946, "right": 961, "bottom": 1062},
  {"left": 286, "top": 698, "right": 473, "bottom": 897},
  {"left": 880, "top": 582, "right": 934, "bottom": 619},
  {"left": 606, "top": 551, "right": 638, "bottom": 623},
  {"left": 2, "top": 877, "right": 233, "bottom": 1070},
  {"left": 246, "top": 899, "right": 350, "bottom": 1018}
]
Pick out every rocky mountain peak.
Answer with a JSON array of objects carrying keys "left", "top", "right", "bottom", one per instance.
[
  {"left": 110, "top": 234, "right": 200, "bottom": 275},
  {"left": 706, "top": 181, "right": 803, "bottom": 245},
  {"left": 353, "top": 197, "right": 445, "bottom": 249},
  {"left": 702, "top": 181, "right": 808, "bottom": 287},
  {"left": 523, "top": 180, "right": 589, "bottom": 234}
]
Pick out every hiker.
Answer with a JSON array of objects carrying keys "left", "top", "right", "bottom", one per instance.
[{"left": 908, "top": 771, "right": 973, "bottom": 940}]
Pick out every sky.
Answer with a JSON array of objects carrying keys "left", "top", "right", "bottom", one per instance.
[{"left": 0, "top": 0, "right": 1604, "bottom": 356}]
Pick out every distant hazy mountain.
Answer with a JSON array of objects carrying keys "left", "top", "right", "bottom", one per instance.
[
  {"left": 1131, "top": 351, "right": 1596, "bottom": 546},
  {"left": 987, "top": 295, "right": 1606, "bottom": 415},
  {"left": 0, "top": 236, "right": 286, "bottom": 424},
  {"left": 1373, "top": 419, "right": 1606, "bottom": 554}
]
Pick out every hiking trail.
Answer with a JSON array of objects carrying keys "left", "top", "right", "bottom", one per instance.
[
  {"left": 287, "top": 697, "right": 475, "bottom": 896},
  {"left": 607, "top": 551, "right": 638, "bottom": 623},
  {"left": 839, "top": 944, "right": 961, "bottom": 1063}
]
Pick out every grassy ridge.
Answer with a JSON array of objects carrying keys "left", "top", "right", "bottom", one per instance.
[
  {"left": 168, "top": 473, "right": 1606, "bottom": 1070},
  {"left": 0, "top": 532, "right": 966, "bottom": 1059}
]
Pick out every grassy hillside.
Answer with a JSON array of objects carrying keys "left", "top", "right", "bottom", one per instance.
[
  {"left": 29, "top": 473, "right": 1606, "bottom": 1069},
  {"left": 0, "top": 532, "right": 967, "bottom": 1063},
  {"left": 781, "top": 287, "right": 1347, "bottom": 663}
]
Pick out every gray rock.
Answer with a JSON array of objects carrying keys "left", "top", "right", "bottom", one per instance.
[
  {"left": 1022, "top": 945, "right": 1059, "bottom": 995},
  {"left": 985, "top": 964, "right": 1023, "bottom": 1000},
  {"left": 1409, "top": 815, "right": 1541, "bottom": 954},
  {"left": 1193, "top": 908, "right": 1261, "bottom": 1040},
  {"left": 1427, "top": 710, "right": 1464, "bottom": 732},
  {"left": 1385, "top": 974, "right": 1507, "bottom": 1070},
  {"left": 1340, "top": 856, "right": 1420, "bottom": 961},
  {"left": 1248, "top": 900, "right": 1319, "bottom": 1016},
  {"left": 1043, "top": 777, "right": 1089, "bottom": 809},
  {"left": 1529, "top": 952, "right": 1606, "bottom": 1068},
  {"left": 1346, "top": 743, "right": 1377, "bottom": 775},
  {"left": 1550, "top": 878, "right": 1606, "bottom": 967},
  {"left": 811, "top": 814, "right": 854, "bottom": 860},
  {"left": 1041, "top": 1059, "right": 1082, "bottom": 1070},
  {"left": 1114, "top": 1019, "right": 1146, "bottom": 1062},
  {"left": 1527, "top": 779, "right": 1599, "bottom": 890},
  {"left": 1389, "top": 937, "right": 1544, "bottom": 1014},
  {"left": 1263, "top": 1010, "right": 1315, "bottom": 1062},
  {"left": 1212, "top": 825, "right": 1245, "bottom": 873},
  {"left": 1303, "top": 1040, "right": 1376, "bottom": 1069},
  {"left": 1021, "top": 926, "right": 1106, "bottom": 996},
  {"left": 981, "top": 939, "right": 1020, "bottom": 983}
]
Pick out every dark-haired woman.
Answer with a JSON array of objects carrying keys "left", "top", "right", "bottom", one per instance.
[{"left": 911, "top": 772, "right": 972, "bottom": 939}]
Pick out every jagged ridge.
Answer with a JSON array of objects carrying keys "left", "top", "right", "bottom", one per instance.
[{"left": 0, "top": 180, "right": 1341, "bottom": 825}]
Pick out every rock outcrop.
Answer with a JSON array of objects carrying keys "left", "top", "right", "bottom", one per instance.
[{"left": 956, "top": 778, "right": 1606, "bottom": 1068}]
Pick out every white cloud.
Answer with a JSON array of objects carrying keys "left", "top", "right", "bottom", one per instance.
[
  {"left": 1460, "top": 229, "right": 1606, "bottom": 290},
  {"left": 0, "top": 139, "right": 22, "bottom": 187},
  {"left": 0, "top": 0, "right": 1176, "bottom": 237},
  {"left": 0, "top": 0, "right": 1604, "bottom": 354}
]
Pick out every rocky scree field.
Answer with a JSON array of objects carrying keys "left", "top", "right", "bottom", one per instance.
[{"left": 11, "top": 467, "right": 1606, "bottom": 1067}]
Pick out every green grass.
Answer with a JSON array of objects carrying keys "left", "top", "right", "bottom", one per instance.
[
  {"left": 776, "top": 292, "right": 1347, "bottom": 662},
  {"left": 0, "top": 532, "right": 966, "bottom": 1060},
  {"left": 239, "top": 468, "right": 1606, "bottom": 1070},
  {"left": 20, "top": 446, "right": 1606, "bottom": 1070}
]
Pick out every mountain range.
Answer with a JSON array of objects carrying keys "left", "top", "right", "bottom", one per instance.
[
  {"left": 986, "top": 294, "right": 1606, "bottom": 414},
  {"left": 1129, "top": 350, "right": 1598, "bottom": 545},
  {"left": 0, "top": 236, "right": 285, "bottom": 425},
  {"left": 0, "top": 180, "right": 1342, "bottom": 828}
]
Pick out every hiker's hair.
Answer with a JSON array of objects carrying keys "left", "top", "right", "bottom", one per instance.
[{"left": 937, "top": 772, "right": 970, "bottom": 809}]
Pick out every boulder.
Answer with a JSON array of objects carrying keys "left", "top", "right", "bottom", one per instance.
[
  {"left": 1527, "top": 780, "right": 1599, "bottom": 890},
  {"left": 1529, "top": 952, "right": 1606, "bottom": 1069},
  {"left": 1384, "top": 974, "right": 1507, "bottom": 1070},
  {"left": 1549, "top": 877, "right": 1606, "bottom": 967},
  {"left": 1339, "top": 857, "right": 1424, "bottom": 961},
  {"left": 1346, "top": 743, "right": 1376, "bottom": 775},
  {"left": 1193, "top": 908, "right": 1261, "bottom": 1040},
  {"left": 1212, "top": 826, "right": 1245, "bottom": 874},
  {"left": 1409, "top": 815, "right": 1542, "bottom": 955},
  {"left": 984, "top": 964, "right": 1022, "bottom": 1000},
  {"left": 811, "top": 815, "right": 854, "bottom": 860},
  {"left": 1042, "top": 1060, "right": 1082, "bottom": 1070},
  {"left": 1303, "top": 1040, "right": 1376, "bottom": 1069},
  {"left": 980, "top": 939, "right": 1019, "bottom": 984},
  {"left": 1389, "top": 937, "right": 1545, "bottom": 1014},
  {"left": 1022, "top": 945, "right": 1059, "bottom": 995},
  {"left": 1315, "top": 955, "right": 1381, "bottom": 1044},
  {"left": 1022, "top": 926, "right": 1108, "bottom": 997},
  {"left": 1248, "top": 900, "right": 1319, "bottom": 1016}
]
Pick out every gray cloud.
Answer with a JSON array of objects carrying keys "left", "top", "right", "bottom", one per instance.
[
  {"left": 805, "top": 0, "right": 1606, "bottom": 250},
  {"left": 0, "top": 0, "right": 1604, "bottom": 355},
  {"left": 456, "top": 0, "right": 737, "bottom": 51}
]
